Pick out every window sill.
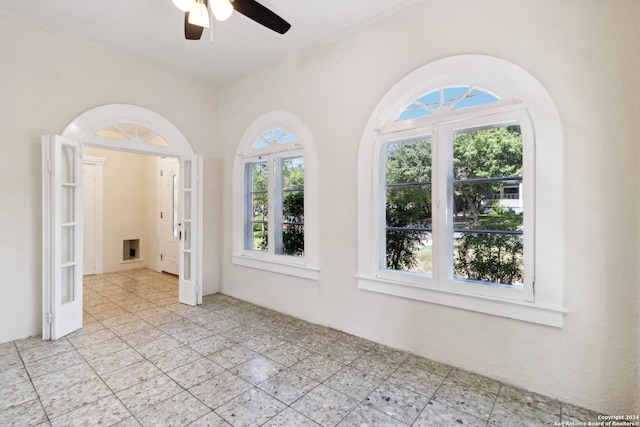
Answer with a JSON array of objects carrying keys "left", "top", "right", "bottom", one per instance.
[
  {"left": 232, "top": 254, "right": 320, "bottom": 280},
  {"left": 357, "top": 275, "right": 566, "bottom": 327}
]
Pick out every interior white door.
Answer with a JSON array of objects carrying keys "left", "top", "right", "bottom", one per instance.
[
  {"left": 42, "top": 135, "right": 83, "bottom": 340},
  {"left": 178, "top": 155, "right": 202, "bottom": 306},
  {"left": 161, "top": 158, "right": 180, "bottom": 276}
]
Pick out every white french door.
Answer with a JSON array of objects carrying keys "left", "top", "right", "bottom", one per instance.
[
  {"left": 178, "top": 155, "right": 202, "bottom": 306},
  {"left": 42, "top": 135, "right": 84, "bottom": 340}
]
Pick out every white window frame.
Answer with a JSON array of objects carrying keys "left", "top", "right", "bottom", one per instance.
[
  {"left": 357, "top": 55, "right": 567, "bottom": 327},
  {"left": 232, "top": 111, "right": 319, "bottom": 280}
]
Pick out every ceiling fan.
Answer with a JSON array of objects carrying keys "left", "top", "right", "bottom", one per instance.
[{"left": 172, "top": 0, "right": 291, "bottom": 41}]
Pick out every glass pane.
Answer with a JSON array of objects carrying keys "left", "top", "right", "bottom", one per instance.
[
  {"left": 282, "top": 157, "right": 304, "bottom": 190},
  {"left": 385, "top": 137, "right": 432, "bottom": 273},
  {"left": 452, "top": 89, "right": 499, "bottom": 110},
  {"left": 442, "top": 86, "right": 469, "bottom": 106},
  {"left": 386, "top": 138, "right": 432, "bottom": 184},
  {"left": 252, "top": 222, "right": 268, "bottom": 251},
  {"left": 116, "top": 124, "right": 136, "bottom": 139},
  {"left": 183, "top": 191, "right": 191, "bottom": 220},
  {"left": 61, "top": 145, "right": 75, "bottom": 183},
  {"left": 183, "top": 221, "right": 191, "bottom": 250},
  {"left": 453, "top": 232, "right": 523, "bottom": 286},
  {"left": 386, "top": 229, "right": 432, "bottom": 275},
  {"left": 453, "top": 179, "right": 523, "bottom": 231},
  {"left": 253, "top": 129, "right": 298, "bottom": 150},
  {"left": 252, "top": 162, "right": 268, "bottom": 192},
  {"left": 61, "top": 265, "right": 74, "bottom": 304},
  {"left": 137, "top": 125, "right": 154, "bottom": 139},
  {"left": 61, "top": 225, "right": 74, "bottom": 264},
  {"left": 396, "top": 86, "right": 501, "bottom": 122},
  {"left": 183, "top": 161, "right": 191, "bottom": 189},
  {"left": 451, "top": 125, "right": 523, "bottom": 286},
  {"left": 172, "top": 175, "right": 178, "bottom": 237},
  {"left": 283, "top": 191, "right": 304, "bottom": 223},
  {"left": 251, "top": 161, "right": 268, "bottom": 251},
  {"left": 96, "top": 127, "right": 128, "bottom": 141},
  {"left": 183, "top": 252, "right": 191, "bottom": 280},
  {"left": 61, "top": 185, "right": 75, "bottom": 223},
  {"left": 282, "top": 224, "right": 304, "bottom": 256},
  {"left": 144, "top": 135, "right": 170, "bottom": 147}
]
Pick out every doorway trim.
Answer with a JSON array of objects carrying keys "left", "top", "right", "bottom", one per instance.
[
  {"left": 62, "top": 103, "right": 202, "bottom": 296},
  {"left": 63, "top": 104, "right": 194, "bottom": 157}
]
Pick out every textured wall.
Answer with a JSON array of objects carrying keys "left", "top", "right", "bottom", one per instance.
[{"left": 217, "top": 0, "right": 639, "bottom": 414}]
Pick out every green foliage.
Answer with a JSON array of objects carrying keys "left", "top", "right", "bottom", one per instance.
[
  {"left": 251, "top": 162, "right": 269, "bottom": 251},
  {"left": 453, "top": 126, "right": 522, "bottom": 222},
  {"left": 385, "top": 138, "right": 432, "bottom": 271},
  {"left": 453, "top": 206, "right": 523, "bottom": 285},
  {"left": 384, "top": 127, "right": 524, "bottom": 283},
  {"left": 283, "top": 190, "right": 304, "bottom": 256}
]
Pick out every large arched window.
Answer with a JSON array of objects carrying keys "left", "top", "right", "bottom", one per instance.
[
  {"left": 232, "top": 111, "right": 319, "bottom": 279},
  {"left": 358, "top": 56, "right": 566, "bottom": 326}
]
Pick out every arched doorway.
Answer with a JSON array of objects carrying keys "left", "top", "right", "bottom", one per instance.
[{"left": 43, "top": 104, "right": 203, "bottom": 339}]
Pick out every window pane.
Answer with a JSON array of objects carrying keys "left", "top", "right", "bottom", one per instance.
[
  {"left": 252, "top": 221, "right": 268, "bottom": 251},
  {"left": 279, "top": 157, "right": 304, "bottom": 257},
  {"left": 385, "top": 137, "right": 432, "bottom": 274},
  {"left": 282, "top": 157, "right": 304, "bottom": 190},
  {"left": 282, "top": 224, "right": 304, "bottom": 256},
  {"left": 453, "top": 233, "right": 523, "bottom": 286},
  {"left": 451, "top": 125, "right": 523, "bottom": 286},
  {"left": 248, "top": 161, "right": 268, "bottom": 251}
]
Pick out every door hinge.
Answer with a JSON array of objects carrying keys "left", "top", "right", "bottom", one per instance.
[
  {"left": 46, "top": 311, "right": 54, "bottom": 325},
  {"left": 160, "top": 169, "right": 163, "bottom": 177},
  {"left": 160, "top": 254, "right": 163, "bottom": 261},
  {"left": 160, "top": 211, "right": 163, "bottom": 219}
]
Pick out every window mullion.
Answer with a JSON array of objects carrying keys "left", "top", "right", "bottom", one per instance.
[
  {"left": 271, "top": 156, "right": 283, "bottom": 255},
  {"left": 433, "top": 125, "right": 450, "bottom": 287}
]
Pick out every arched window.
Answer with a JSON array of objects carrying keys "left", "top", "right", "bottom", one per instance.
[
  {"left": 232, "top": 111, "right": 319, "bottom": 279},
  {"left": 357, "top": 56, "right": 566, "bottom": 326}
]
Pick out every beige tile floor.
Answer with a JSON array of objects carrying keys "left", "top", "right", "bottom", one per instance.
[{"left": 1, "top": 268, "right": 600, "bottom": 426}]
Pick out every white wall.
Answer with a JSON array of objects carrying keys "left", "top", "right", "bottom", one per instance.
[
  {"left": 218, "top": 0, "right": 639, "bottom": 414},
  {"left": 0, "top": 15, "right": 221, "bottom": 343}
]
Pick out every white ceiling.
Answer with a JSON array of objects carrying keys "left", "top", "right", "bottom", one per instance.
[{"left": 0, "top": 0, "right": 419, "bottom": 87}]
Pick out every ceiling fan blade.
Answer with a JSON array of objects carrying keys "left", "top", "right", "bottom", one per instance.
[
  {"left": 185, "top": 12, "right": 204, "bottom": 39},
  {"left": 232, "top": 0, "right": 291, "bottom": 34}
]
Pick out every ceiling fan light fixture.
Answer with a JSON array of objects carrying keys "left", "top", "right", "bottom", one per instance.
[
  {"left": 172, "top": 0, "right": 195, "bottom": 12},
  {"left": 211, "top": 0, "right": 234, "bottom": 21},
  {"left": 188, "top": 0, "right": 210, "bottom": 28}
]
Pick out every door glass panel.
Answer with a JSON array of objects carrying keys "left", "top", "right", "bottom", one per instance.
[
  {"left": 183, "top": 191, "right": 191, "bottom": 219},
  {"left": 61, "top": 265, "right": 75, "bottom": 304},
  {"left": 183, "top": 161, "right": 191, "bottom": 189},
  {"left": 61, "top": 226, "right": 74, "bottom": 263},
  {"left": 172, "top": 175, "right": 178, "bottom": 237},
  {"left": 183, "top": 253, "right": 191, "bottom": 280},
  {"left": 183, "top": 221, "right": 191, "bottom": 250},
  {"left": 61, "top": 185, "right": 75, "bottom": 223},
  {"left": 61, "top": 145, "right": 75, "bottom": 183}
]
